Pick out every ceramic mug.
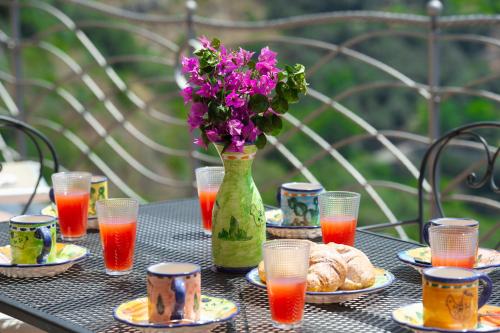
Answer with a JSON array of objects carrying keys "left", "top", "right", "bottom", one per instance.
[
  {"left": 147, "top": 262, "right": 201, "bottom": 324},
  {"left": 10, "top": 215, "right": 57, "bottom": 264},
  {"left": 422, "top": 217, "right": 479, "bottom": 245},
  {"left": 422, "top": 266, "right": 492, "bottom": 330},
  {"left": 89, "top": 175, "right": 108, "bottom": 217},
  {"left": 279, "top": 182, "right": 323, "bottom": 227}
]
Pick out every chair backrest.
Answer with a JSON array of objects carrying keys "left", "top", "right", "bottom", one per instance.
[
  {"left": 0, "top": 116, "right": 59, "bottom": 214},
  {"left": 416, "top": 121, "right": 499, "bottom": 245}
]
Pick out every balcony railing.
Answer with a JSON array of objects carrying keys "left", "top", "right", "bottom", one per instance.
[{"left": 0, "top": 0, "right": 498, "bottom": 246}]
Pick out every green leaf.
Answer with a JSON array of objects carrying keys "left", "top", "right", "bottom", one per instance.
[
  {"left": 247, "top": 60, "right": 256, "bottom": 69},
  {"left": 255, "top": 134, "right": 267, "bottom": 149},
  {"left": 271, "top": 95, "right": 288, "bottom": 114},
  {"left": 211, "top": 38, "right": 221, "bottom": 49},
  {"left": 271, "top": 115, "right": 283, "bottom": 136},
  {"left": 249, "top": 94, "right": 269, "bottom": 113},
  {"left": 278, "top": 71, "right": 288, "bottom": 81},
  {"left": 254, "top": 115, "right": 273, "bottom": 133}
]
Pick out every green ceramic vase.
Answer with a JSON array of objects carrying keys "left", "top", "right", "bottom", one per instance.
[{"left": 211, "top": 144, "right": 266, "bottom": 272}]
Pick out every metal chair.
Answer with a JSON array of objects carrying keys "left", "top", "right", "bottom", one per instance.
[
  {"left": 0, "top": 116, "right": 59, "bottom": 214},
  {"left": 361, "top": 121, "right": 499, "bottom": 245}
]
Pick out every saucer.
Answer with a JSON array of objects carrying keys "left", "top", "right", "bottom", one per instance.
[
  {"left": 0, "top": 243, "right": 89, "bottom": 278},
  {"left": 41, "top": 204, "right": 98, "bottom": 230},
  {"left": 392, "top": 303, "right": 500, "bottom": 332},
  {"left": 114, "top": 295, "right": 239, "bottom": 333},
  {"left": 397, "top": 247, "right": 500, "bottom": 274},
  {"left": 265, "top": 209, "right": 321, "bottom": 239},
  {"left": 245, "top": 267, "right": 394, "bottom": 304}
]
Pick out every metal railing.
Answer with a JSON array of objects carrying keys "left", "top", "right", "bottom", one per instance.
[{"left": 0, "top": 0, "right": 498, "bottom": 244}]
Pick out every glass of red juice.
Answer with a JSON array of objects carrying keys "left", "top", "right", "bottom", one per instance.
[
  {"left": 429, "top": 225, "right": 478, "bottom": 269},
  {"left": 319, "top": 191, "right": 361, "bottom": 246},
  {"left": 52, "top": 172, "right": 92, "bottom": 241},
  {"left": 195, "top": 166, "right": 224, "bottom": 236},
  {"left": 96, "top": 198, "right": 139, "bottom": 275},
  {"left": 263, "top": 239, "right": 310, "bottom": 330}
]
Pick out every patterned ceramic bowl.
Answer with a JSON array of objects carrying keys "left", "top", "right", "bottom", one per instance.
[
  {"left": 114, "top": 295, "right": 239, "bottom": 333},
  {"left": 0, "top": 243, "right": 88, "bottom": 278},
  {"left": 397, "top": 247, "right": 500, "bottom": 274},
  {"left": 265, "top": 209, "right": 321, "bottom": 239},
  {"left": 392, "top": 303, "right": 500, "bottom": 333}
]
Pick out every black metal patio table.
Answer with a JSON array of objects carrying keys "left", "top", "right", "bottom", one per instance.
[{"left": 0, "top": 198, "right": 498, "bottom": 333}]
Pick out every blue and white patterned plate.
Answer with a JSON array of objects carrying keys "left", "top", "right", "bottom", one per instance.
[
  {"left": 114, "top": 295, "right": 239, "bottom": 333},
  {"left": 265, "top": 209, "right": 321, "bottom": 239},
  {"left": 246, "top": 266, "right": 394, "bottom": 304},
  {"left": 392, "top": 303, "right": 500, "bottom": 333}
]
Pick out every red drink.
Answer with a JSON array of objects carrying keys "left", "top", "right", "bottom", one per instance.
[
  {"left": 321, "top": 216, "right": 357, "bottom": 246},
  {"left": 431, "top": 254, "right": 475, "bottom": 268},
  {"left": 55, "top": 191, "right": 89, "bottom": 239},
  {"left": 198, "top": 189, "right": 218, "bottom": 233},
  {"left": 267, "top": 277, "right": 307, "bottom": 325},
  {"left": 99, "top": 220, "right": 137, "bottom": 272}
]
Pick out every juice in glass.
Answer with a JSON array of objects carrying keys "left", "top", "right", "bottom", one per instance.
[
  {"left": 198, "top": 189, "right": 218, "bottom": 234},
  {"left": 55, "top": 191, "right": 89, "bottom": 240},
  {"left": 99, "top": 219, "right": 137, "bottom": 273},
  {"left": 267, "top": 277, "right": 307, "bottom": 325},
  {"left": 320, "top": 216, "right": 357, "bottom": 245},
  {"left": 431, "top": 254, "right": 475, "bottom": 268}
]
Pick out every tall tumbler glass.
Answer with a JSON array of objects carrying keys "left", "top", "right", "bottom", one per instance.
[
  {"left": 429, "top": 225, "right": 478, "bottom": 268},
  {"left": 263, "top": 239, "right": 310, "bottom": 330},
  {"left": 52, "top": 172, "right": 92, "bottom": 241},
  {"left": 195, "top": 166, "right": 224, "bottom": 235},
  {"left": 319, "top": 191, "right": 361, "bottom": 246},
  {"left": 96, "top": 198, "right": 139, "bottom": 275}
]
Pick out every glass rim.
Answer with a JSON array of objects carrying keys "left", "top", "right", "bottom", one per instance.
[
  {"left": 195, "top": 166, "right": 224, "bottom": 173},
  {"left": 96, "top": 198, "right": 139, "bottom": 206},
  {"left": 263, "top": 239, "right": 311, "bottom": 250},
  {"left": 319, "top": 191, "right": 361, "bottom": 199},
  {"left": 52, "top": 171, "right": 92, "bottom": 179},
  {"left": 429, "top": 225, "right": 478, "bottom": 234}
]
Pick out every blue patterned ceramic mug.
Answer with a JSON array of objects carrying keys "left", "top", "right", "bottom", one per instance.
[
  {"left": 279, "top": 182, "right": 324, "bottom": 227},
  {"left": 10, "top": 215, "right": 57, "bottom": 265},
  {"left": 147, "top": 262, "right": 201, "bottom": 324}
]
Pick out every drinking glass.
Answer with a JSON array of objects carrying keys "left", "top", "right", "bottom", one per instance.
[
  {"left": 429, "top": 225, "right": 478, "bottom": 268},
  {"left": 52, "top": 172, "right": 92, "bottom": 241},
  {"left": 195, "top": 166, "right": 224, "bottom": 235},
  {"left": 96, "top": 198, "right": 139, "bottom": 275},
  {"left": 263, "top": 239, "right": 310, "bottom": 330},
  {"left": 319, "top": 191, "right": 361, "bottom": 246}
]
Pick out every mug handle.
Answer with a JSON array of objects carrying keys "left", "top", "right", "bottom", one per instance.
[
  {"left": 35, "top": 226, "right": 53, "bottom": 264},
  {"left": 478, "top": 274, "right": 493, "bottom": 308},
  {"left": 171, "top": 277, "right": 186, "bottom": 320},
  {"left": 276, "top": 186, "right": 282, "bottom": 207},
  {"left": 422, "top": 222, "right": 431, "bottom": 245}
]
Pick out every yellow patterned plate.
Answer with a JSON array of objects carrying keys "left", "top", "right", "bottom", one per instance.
[
  {"left": 114, "top": 295, "right": 238, "bottom": 333},
  {"left": 41, "top": 204, "right": 99, "bottom": 230},
  {"left": 0, "top": 243, "right": 88, "bottom": 278},
  {"left": 392, "top": 303, "right": 500, "bottom": 332},
  {"left": 397, "top": 247, "right": 500, "bottom": 274}
]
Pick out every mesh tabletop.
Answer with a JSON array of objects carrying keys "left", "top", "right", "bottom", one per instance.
[{"left": 0, "top": 199, "right": 498, "bottom": 333}]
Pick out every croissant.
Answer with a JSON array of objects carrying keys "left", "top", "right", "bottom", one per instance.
[
  {"left": 307, "top": 243, "right": 347, "bottom": 292},
  {"left": 328, "top": 243, "right": 375, "bottom": 290}
]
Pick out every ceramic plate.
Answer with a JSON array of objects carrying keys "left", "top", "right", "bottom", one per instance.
[
  {"left": 246, "top": 267, "right": 394, "bottom": 304},
  {"left": 0, "top": 243, "right": 88, "bottom": 278},
  {"left": 114, "top": 295, "right": 238, "bottom": 333},
  {"left": 265, "top": 209, "right": 321, "bottom": 239},
  {"left": 392, "top": 303, "right": 500, "bottom": 333},
  {"left": 41, "top": 204, "right": 98, "bottom": 230},
  {"left": 397, "top": 247, "right": 500, "bottom": 274}
]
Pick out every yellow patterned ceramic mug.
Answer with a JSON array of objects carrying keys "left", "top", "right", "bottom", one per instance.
[
  {"left": 423, "top": 267, "right": 493, "bottom": 330},
  {"left": 89, "top": 175, "right": 108, "bottom": 217}
]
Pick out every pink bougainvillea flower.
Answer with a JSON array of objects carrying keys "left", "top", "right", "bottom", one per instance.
[
  {"left": 180, "top": 86, "right": 193, "bottom": 104},
  {"left": 181, "top": 56, "right": 199, "bottom": 74},
  {"left": 227, "top": 136, "right": 246, "bottom": 152},
  {"left": 242, "top": 122, "right": 260, "bottom": 142},
  {"left": 225, "top": 91, "right": 246, "bottom": 108},
  {"left": 196, "top": 82, "right": 219, "bottom": 98},
  {"left": 205, "top": 129, "right": 221, "bottom": 142},
  {"left": 193, "top": 137, "right": 207, "bottom": 148},
  {"left": 227, "top": 119, "right": 244, "bottom": 136},
  {"left": 187, "top": 103, "right": 207, "bottom": 131}
]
